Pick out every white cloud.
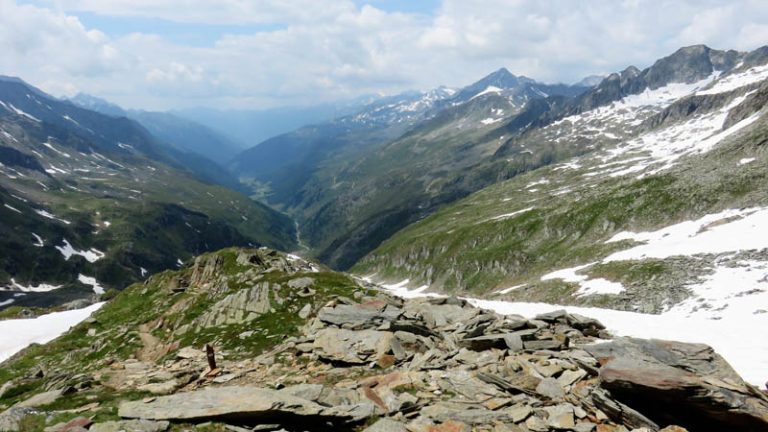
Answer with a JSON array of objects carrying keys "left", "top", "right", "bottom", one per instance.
[
  {"left": 2, "top": 0, "right": 767, "bottom": 110},
  {"left": 44, "top": 0, "right": 357, "bottom": 25}
]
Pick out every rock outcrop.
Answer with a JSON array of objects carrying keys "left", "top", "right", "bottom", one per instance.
[
  {"left": 2, "top": 248, "right": 767, "bottom": 432},
  {"left": 585, "top": 338, "right": 768, "bottom": 431}
]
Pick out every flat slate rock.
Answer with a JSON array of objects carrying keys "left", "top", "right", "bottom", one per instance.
[
  {"left": 586, "top": 337, "right": 768, "bottom": 431},
  {"left": 89, "top": 419, "right": 170, "bottom": 432},
  {"left": 118, "top": 386, "right": 362, "bottom": 424},
  {"left": 14, "top": 389, "right": 63, "bottom": 408}
]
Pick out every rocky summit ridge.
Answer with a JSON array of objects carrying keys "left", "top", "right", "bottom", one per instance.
[{"left": 1, "top": 248, "right": 767, "bottom": 432}]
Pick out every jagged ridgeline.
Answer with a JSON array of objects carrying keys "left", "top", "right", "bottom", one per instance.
[
  {"left": 1, "top": 248, "right": 767, "bottom": 431},
  {"left": 354, "top": 45, "right": 768, "bottom": 313}
]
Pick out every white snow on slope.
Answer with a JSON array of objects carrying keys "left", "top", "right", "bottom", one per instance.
[
  {"left": 471, "top": 86, "right": 503, "bottom": 100},
  {"left": 739, "top": 157, "right": 756, "bottom": 165},
  {"left": 8, "top": 103, "right": 40, "bottom": 122},
  {"left": 541, "top": 207, "right": 768, "bottom": 300},
  {"left": 551, "top": 74, "right": 719, "bottom": 130},
  {"left": 375, "top": 279, "right": 767, "bottom": 385},
  {"left": 480, "top": 117, "right": 502, "bottom": 125},
  {"left": 43, "top": 141, "right": 71, "bottom": 158},
  {"left": 697, "top": 63, "right": 768, "bottom": 96},
  {"left": 4, "top": 203, "right": 21, "bottom": 214},
  {"left": 0, "top": 303, "right": 104, "bottom": 363},
  {"left": 77, "top": 274, "right": 105, "bottom": 294},
  {"left": 541, "top": 263, "right": 625, "bottom": 296},
  {"left": 32, "top": 233, "right": 44, "bottom": 247},
  {"left": 668, "top": 258, "right": 768, "bottom": 320},
  {"left": 34, "top": 209, "right": 71, "bottom": 225},
  {"left": 62, "top": 114, "right": 79, "bottom": 126},
  {"left": 489, "top": 207, "right": 534, "bottom": 221},
  {"left": 601, "top": 94, "right": 759, "bottom": 177},
  {"left": 605, "top": 207, "right": 768, "bottom": 262},
  {"left": 6, "top": 278, "right": 62, "bottom": 292},
  {"left": 496, "top": 284, "right": 526, "bottom": 294},
  {"left": 56, "top": 239, "right": 105, "bottom": 263}
]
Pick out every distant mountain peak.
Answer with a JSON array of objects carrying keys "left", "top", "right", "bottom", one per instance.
[
  {"left": 69, "top": 93, "right": 127, "bottom": 118},
  {"left": 574, "top": 75, "right": 606, "bottom": 87}
]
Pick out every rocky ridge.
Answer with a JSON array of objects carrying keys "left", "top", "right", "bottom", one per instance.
[{"left": 1, "top": 248, "right": 767, "bottom": 431}]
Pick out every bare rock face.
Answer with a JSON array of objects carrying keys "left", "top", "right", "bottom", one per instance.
[
  {"left": 191, "top": 282, "right": 272, "bottom": 328},
  {"left": 585, "top": 338, "right": 768, "bottom": 431},
  {"left": 189, "top": 254, "right": 224, "bottom": 287}
]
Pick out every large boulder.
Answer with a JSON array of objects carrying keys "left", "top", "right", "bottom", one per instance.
[
  {"left": 586, "top": 338, "right": 768, "bottom": 431},
  {"left": 313, "top": 328, "right": 396, "bottom": 364}
]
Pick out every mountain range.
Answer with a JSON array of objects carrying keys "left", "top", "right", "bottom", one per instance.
[
  {"left": 2, "top": 44, "right": 768, "bottom": 328},
  {"left": 0, "top": 77, "right": 296, "bottom": 309},
  {"left": 2, "top": 42, "right": 768, "bottom": 432}
]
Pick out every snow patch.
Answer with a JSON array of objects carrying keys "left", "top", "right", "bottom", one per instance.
[
  {"left": 56, "top": 239, "right": 105, "bottom": 263},
  {"left": 604, "top": 207, "right": 768, "bottom": 262},
  {"left": 602, "top": 92, "right": 760, "bottom": 176},
  {"left": 32, "top": 233, "right": 44, "bottom": 247},
  {"left": 496, "top": 284, "right": 526, "bottom": 294},
  {"left": 489, "top": 207, "right": 534, "bottom": 221},
  {"left": 4, "top": 203, "right": 21, "bottom": 214},
  {"left": 77, "top": 274, "right": 105, "bottom": 294},
  {"left": 43, "top": 141, "right": 71, "bottom": 158},
  {"left": 8, "top": 278, "right": 62, "bottom": 292},
  {"left": 471, "top": 86, "right": 503, "bottom": 100},
  {"left": 739, "top": 157, "right": 756, "bottom": 165},
  {"left": 34, "top": 209, "right": 71, "bottom": 225},
  {"left": 480, "top": 117, "right": 502, "bottom": 125},
  {"left": 541, "top": 263, "right": 625, "bottom": 296},
  {"left": 0, "top": 303, "right": 104, "bottom": 363},
  {"left": 8, "top": 104, "right": 40, "bottom": 122},
  {"left": 697, "top": 63, "right": 768, "bottom": 96}
]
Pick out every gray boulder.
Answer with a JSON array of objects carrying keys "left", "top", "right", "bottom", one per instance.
[
  {"left": 586, "top": 338, "right": 768, "bottom": 431},
  {"left": 0, "top": 407, "right": 37, "bottom": 432},
  {"left": 313, "top": 328, "right": 396, "bottom": 364}
]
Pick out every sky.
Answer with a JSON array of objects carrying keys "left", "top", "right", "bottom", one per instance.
[{"left": 1, "top": 0, "right": 767, "bottom": 110}]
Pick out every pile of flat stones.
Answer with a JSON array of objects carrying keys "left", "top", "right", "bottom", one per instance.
[{"left": 6, "top": 290, "right": 768, "bottom": 432}]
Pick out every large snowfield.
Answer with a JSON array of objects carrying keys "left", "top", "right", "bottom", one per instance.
[
  {"left": 376, "top": 279, "right": 767, "bottom": 386},
  {"left": 0, "top": 303, "right": 103, "bottom": 363}
]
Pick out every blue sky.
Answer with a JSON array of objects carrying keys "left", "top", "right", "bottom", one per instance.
[{"left": 2, "top": 0, "right": 767, "bottom": 110}]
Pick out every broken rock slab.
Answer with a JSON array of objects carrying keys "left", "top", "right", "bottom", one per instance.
[
  {"left": 586, "top": 337, "right": 768, "bottom": 431},
  {"left": 118, "top": 386, "right": 370, "bottom": 425},
  {"left": 313, "top": 328, "right": 395, "bottom": 364},
  {"left": 89, "top": 419, "right": 170, "bottom": 432}
]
